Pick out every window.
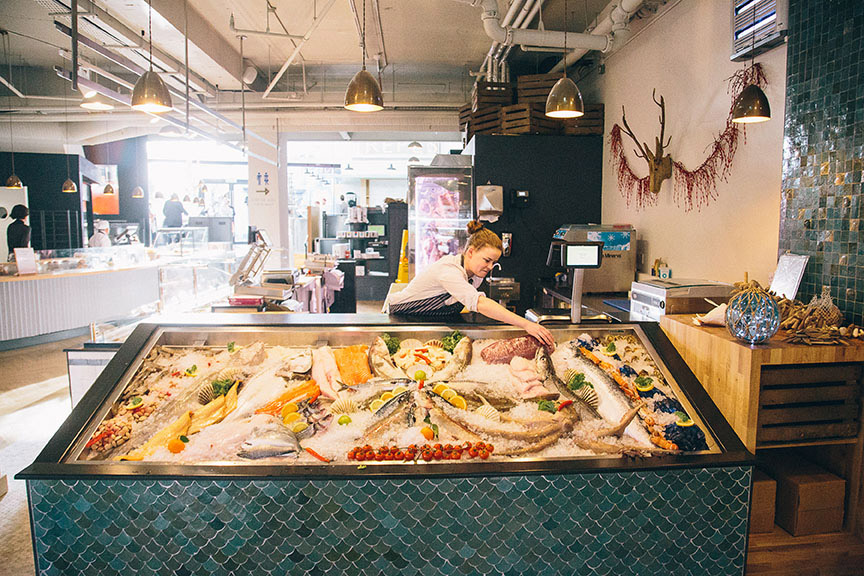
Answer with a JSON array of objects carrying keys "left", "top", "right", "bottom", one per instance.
[{"left": 731, "top": 0, "right": 787, "bottom": 62}]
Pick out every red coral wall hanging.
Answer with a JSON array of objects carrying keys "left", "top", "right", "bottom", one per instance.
[{"left": 610, "top": 63, "right": 767, "bottom": 211}]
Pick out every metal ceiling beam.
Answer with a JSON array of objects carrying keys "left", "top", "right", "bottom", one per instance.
[
  {"left": 149, "top": 0, "right": 244, "bottom": 87},
  {"left": 348, "top": 0, "right": 388, "bottom": 70},
  {"left": 67, "top": 0, "right": 216, "bottom": 96},
  {"left": 54, "top": 22, "right": 276, "bottom": 151}
]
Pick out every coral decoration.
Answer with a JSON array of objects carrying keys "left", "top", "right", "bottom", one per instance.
[{"left": 611, "top": 63, "right": 768, "bottom": 211}]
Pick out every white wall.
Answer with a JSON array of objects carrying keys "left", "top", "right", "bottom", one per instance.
[{"left": 581, "top": 0, "right": 786, "bottom": 285}]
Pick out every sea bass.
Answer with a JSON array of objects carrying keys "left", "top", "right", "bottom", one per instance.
[
  {"left": 536, "top": 347, "right": 601, "bottom": 418},
  {"left": 481, "top": 336, "right": 553, "bottom": 364},
  {"left": 368, "top": 337, "right": 408, "bottom": 379},
  {"left": 237, "top": 422, "right": 301, "bottom": 459}
]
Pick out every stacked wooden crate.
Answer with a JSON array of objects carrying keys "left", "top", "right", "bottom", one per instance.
[
  {"left": 500, "top": 103, "right": 562, "bottom": 135},
  {"left": 458, "top": 82, "right": 514, "bottom": 140},
  {"left": 515, "top": 73, "right": 560, "bottom": 104},
  {"left": 559, "top": 104, "right": 605, "bottom": 135}
]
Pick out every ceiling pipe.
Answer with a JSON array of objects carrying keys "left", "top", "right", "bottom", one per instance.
[
  {"left": 494, "top": 0, "right": 543, "bottom": 62},
  {"left": 454, "top": 0, "right": 609, "bottom": 53},
  {"left": 262, "top": 0, "right": 339, "bottom": 98},
  {"left": 548, "top": 0, "right": 644, "bottom": 73},
  {"left": 478, "top": 0, "right": 525, "bottom": 81}
]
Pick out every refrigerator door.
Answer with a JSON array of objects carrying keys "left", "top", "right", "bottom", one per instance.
[{"left": 407, "top": 167, "right": 473, "bottom": 278}]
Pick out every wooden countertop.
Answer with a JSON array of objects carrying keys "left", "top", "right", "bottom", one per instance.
[
  {"left": 0, "top": 263, "right": 160, "bottom": 283},
  {"left": 661, "top": 313, "right": 864, "bottom": 365}
]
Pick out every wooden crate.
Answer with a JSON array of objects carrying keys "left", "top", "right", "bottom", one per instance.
[
  {"left": 469, "top": 105, "right": 502, "bottom": 135},
  {"left": 516, "top": 73, "right": 561, "bottom": 104},
  {"left": 472, "top": 81, "right": 513, "bottom": 110},
  {"left": 500, "top": 103, "right": 562, "bottom": 135},
  {"left": 559, "top": 103, "right": 605, "bottom": 135},
  {"left": 458, "top": 103, "right": 472, "bottom": 130},
  {"left": 757, "top": 364, "right": 861, "bottom": 445}
]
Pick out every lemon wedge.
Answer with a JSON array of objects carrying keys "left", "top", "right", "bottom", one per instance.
[
  {"left": 449, "top": 396, "right": 467, "bottom": 410},
  {"left": 392, "top": 385, "right": 409, "bottom": 395},
  {"left": 291, "top": 421, "right": 309, "bottom": 434},
  {"left": 281, "top": 403, "right": 299, "bottom": 419},
  {"left": 432, "top": 383, "right": 449, "bottom": 395},
  {"left": 380, "top": 392, "right": 395, "bottom": 402},
  {"left": 369, "top": 399, "right": 385, "bottom": 412},
  {"left": 282, "top": 412, "right": 303, "bottom": 425},
  {"left": 441, "top": 389, "right": 457, "bottom": 402}
]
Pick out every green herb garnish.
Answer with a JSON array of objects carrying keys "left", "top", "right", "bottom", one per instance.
[
  {"left": 381, "top": 333, "right": 400, "bottom": 355},
  {"left": 227, "top": 341, "right": 236, "bottom": 353},
  {"left": 130, "top": 397, "right": 143, "bottom": 406},
  {"left": 185, "top": 364, "right": 197, "bottom": 376},
  {"left": 674, "top": 411, "right": 691, "bottom": 422},
  {"left": 211, "top": 378, "right": 234, "bottom": 397},
  {"left": 179, "top": 435, "right": 189, "bottom": 443},
  {"left": 538, "top": 399, "right": 557, "bottom": 414},
  {"left": 605, "top": 341, "right": 617, "bottom": 353},
  {"left": 567, "top": 372, "right": 591, "bottom": 391},
  {"left": 441, "top": 330, "right": 465, "bottom": 353},
  {"left": 634, "top": 376, "right": 653, "bottom": 388}
]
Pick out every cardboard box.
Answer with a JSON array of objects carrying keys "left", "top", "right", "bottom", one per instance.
[
  {"left": 760, "top": 455, "right": 845, "bottom": 536},
  {"left": 750, "top": 469, "right": 776, "bottom": 533}
]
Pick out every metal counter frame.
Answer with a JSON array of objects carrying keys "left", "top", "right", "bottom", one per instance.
[{"left": 19, "top": 314, "right": 754, "bottom": 576}]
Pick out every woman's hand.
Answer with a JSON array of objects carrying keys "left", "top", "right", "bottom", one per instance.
[{"left": 522, "top": 320, "right": 555, "bottom": 349}]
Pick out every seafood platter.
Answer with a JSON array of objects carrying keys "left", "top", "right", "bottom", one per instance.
[{"left": 33, "top": 319, "right": 745, "bottom": 474}]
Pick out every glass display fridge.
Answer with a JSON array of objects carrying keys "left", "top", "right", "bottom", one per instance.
[
  {"left": 20, "top": 317, "right": 752, "bottom": 576},
  {"left": 407, "top": 166, "right": 473, "bottom": 278}
]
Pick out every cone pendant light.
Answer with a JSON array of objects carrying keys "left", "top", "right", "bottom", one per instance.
[
  {"left": 731, "top": 7, "right": 770, "bottom": 124},
  {"left": 344, "top": 0, "right": 383, "bottom": 112},
  {"left": 132, "top": 0, "right": 172, "bottom": 113},
  {"left": 546, "top": 0, "right": 584, "bottom": 119}
]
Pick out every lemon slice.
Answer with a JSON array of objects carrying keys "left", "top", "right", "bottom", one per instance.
[
  {"left": 635, "top": 382, "right": 654, "bottom": 393},
  {"left": 449, "top": 395, "right": 467, "bottom": 410},
  {"left": 282, "top": 412, "right": 303, "bottom": 425},
  {"left": 281, "top": 403, "right": 299, "bottom": 419},
  {"left": 676, "top": 419, "right": 695, "bottom": 427},
  {"left": 291, "top": 421, "right": 309, "bottom": 434},
  {"left": 380, "top": 392, "right": 395, "bottom": 402},
  {"left": 369, "top": 399, "right": 385, "bottom": 412},
  {"left": 392, "top": 385, "right": 409, "bottom": 395},
  {"left": 441, "top": 389, "right": 457, "bottom": 402},
  {"left": 432, "top": 383, "right": 449, "bottom": 396}
]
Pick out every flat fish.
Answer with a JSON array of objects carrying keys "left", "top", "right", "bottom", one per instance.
[
  {"left": 237, "top": 424, "right": 300, "bottom": 459},
  {"left": 368, "top": 337, "right": 408, "bottom": 379},
  {"left": 275, "top": 348, "right": 313, "bottom": 379},
  {"left": 429, "top": 336, "right": 472, "bottom": 382},
  {"left": 311, "top": 346, "right": 342, "bottom": 400},
  {"left": 480, "top": 336, "right": 552, "bottom": 364},
  {"left": 508, "top": 356, "right": 557, "bottom": 399}
]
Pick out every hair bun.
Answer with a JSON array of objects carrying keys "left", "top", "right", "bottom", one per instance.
[{"left": 467, "top": 220, "right": 485, "bottom": 235}]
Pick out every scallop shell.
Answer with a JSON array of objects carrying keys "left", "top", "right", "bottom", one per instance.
[
  {"left": 329, "top": 397, "right": 358, "bottom": 415},
  {"left": 563, "top": 369, "right": 579, "bottom": 383},
  {"left": 575, "top": 386, "right": 600, "bottom": 411},
  {"left": 474, "top": 404, "right": 501, "bottom": 422},
  {"left": 424, "top": 339, "right": 445, "bottom": 349},
  {"left": 399, "top": 338, "right": 423, "bottom": 351},
  {"left": 215, "top": 367, "right": 244, "bottom": 382},
  {"left": 197, "top": 383, "right": 218, "bottom": 405}
]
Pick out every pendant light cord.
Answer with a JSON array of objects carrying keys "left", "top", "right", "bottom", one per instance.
[
  {"left": 148, "top": 0, "right": 154, "bottom": 71},
  {"left": 361, "top": 0, "right": 367, "bottom": 71},
  {"left": 562, "top": 0, "right": 568, "bottom": 78},
  {"left": 5, "top": 34, "right": 15, "bottom": 175},
  {"left": 64, "top": 59, "right": 71, "bottom": 180}
]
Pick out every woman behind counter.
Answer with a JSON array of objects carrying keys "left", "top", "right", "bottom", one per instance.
[
  {"left": 6, "top": 204, "right": 30, "bottom": 260},
  {"left": 385, "top": 221, "right": 554, "bottom": 347}
]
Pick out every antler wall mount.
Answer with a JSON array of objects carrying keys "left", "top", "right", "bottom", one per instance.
[{"left": 610, "top": 63, "right": 768, "bottom": 211}]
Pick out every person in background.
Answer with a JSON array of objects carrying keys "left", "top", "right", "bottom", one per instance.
[
  {"left": 163, "top": 193, "right": 187, "bottom": 228},
  {"left": 6, "top": 204, "right": 30, "bottom": 261},
  {"left": 337, "top": 194, "right": 349, "bottom": 213},
  {"left": 385, "top": 220, "right": 554, "bottom": 347},
  {"left": 89, "top": 220, "right": 112, "bottom": 248}
]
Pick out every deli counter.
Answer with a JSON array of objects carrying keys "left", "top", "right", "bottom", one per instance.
[{"left": 20, "top": 315, "right": 752, "bottom": 575}]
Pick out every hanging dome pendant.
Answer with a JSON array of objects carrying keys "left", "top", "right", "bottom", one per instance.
[
  {"left": 344, "top": 69, "right": 383, "bottom": 112},
  {"left": 731, "top": 84, "right": 771, "bottom": 124},
  {"left": 545, "top": 76, "right": 584, "bottom": 119}
]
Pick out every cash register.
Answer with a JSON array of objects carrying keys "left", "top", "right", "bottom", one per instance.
[{"left": 526, "top": 240, "right": 607, "bottom": 324}]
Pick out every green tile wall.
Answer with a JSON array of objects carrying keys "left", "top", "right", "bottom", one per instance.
[
  {"left": 27, "top": 466, "right": 751, "bottom": 576},
  {"left": 780, "top": 0, "right": 864, "bottom": 322}
]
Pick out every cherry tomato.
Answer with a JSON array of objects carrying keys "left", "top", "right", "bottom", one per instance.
[
  {"left": 433, "top": 450, "right": 443, "bottom": 460},
  {"left": 422, "top": 452, "right": 433, "bottom": 461},
  {"left": 486, "top": 444, "right": 494, "bottom": 453},
  {"left": 347, "top": 451, "right": 355, "bottom": 460},
  {"left": 356, "top": 453, "right": 365, "bottom": 461},
  {"left": 479, "top": 450, "right": 489, "bottom": 460},
  {"left": 433, "top": 443, "right": 442, "bottom": 451},
  {"left": 375, "top": 453, "right": 385, "bottom": 462},
  {"left": 444, "top": 444, "right": 453, "bottom": 451},
  {"left": 384, "top": 453, "right": 393, "bottom": 461},
  {"left": 468, "top": 448, "right": 478, "bottom": 458},
  {"left": 462, "top": 442, "right": 472, "bottom": 450}
]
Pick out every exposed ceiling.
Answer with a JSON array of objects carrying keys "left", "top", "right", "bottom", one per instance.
[{"left": 0, "top": 0, "right": 656, "bottom": 156}]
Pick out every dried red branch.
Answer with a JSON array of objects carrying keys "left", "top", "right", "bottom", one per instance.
[{"left": 610, "top": 124, "right": 657, "bottom": 210}]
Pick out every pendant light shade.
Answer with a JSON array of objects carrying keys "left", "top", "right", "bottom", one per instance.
[
  {"left": 103, "top": 183, "right": 115, "bottom": 196},
  {"left": 731, "top": 84, "right": 771, "bottom": 124},
  {"left": 6, "top": 174, "right": 23, "bottom": 189},
  {"left": 131, "top": 71, "right": 172, "bottom": 113},
  {"left": 344, "top": 69, "right": 383, "bottom": 112},
  {"left": 80, "top": 93, "right": 115, "bottom": 111},
  {"left": 62, "top": 178, "right": 78, "bottom": 193},
  {"left": 132, "top": 185, "right": 144, "bottom": 198},
  {"left": 408, "top": 156, "right": 420, "bottom": 163},
  {"left": 545, "top": 76, "right": 584, "bottom": 119},
  {"left": 408, "top": 141, "right": 422, "bottom": 149}
]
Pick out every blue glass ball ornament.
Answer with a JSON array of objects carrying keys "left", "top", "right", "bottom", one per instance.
[{"left": 725, "top": 286, "right": 781, "bottom": 345}]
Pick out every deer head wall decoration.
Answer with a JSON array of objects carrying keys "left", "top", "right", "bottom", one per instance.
[{"left": 619, "top": 89, "right": 672, "bottom": 195}]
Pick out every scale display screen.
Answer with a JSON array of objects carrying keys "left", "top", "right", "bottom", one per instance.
[{"left": 565, "top": 244, "right": 602, "bottom": 268}]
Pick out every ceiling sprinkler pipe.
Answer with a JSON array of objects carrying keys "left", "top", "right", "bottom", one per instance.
[{"left": 495, "top": 0, "right": 542, "bottom": 62}]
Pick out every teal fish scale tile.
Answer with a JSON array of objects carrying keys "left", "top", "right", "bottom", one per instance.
[{"left": 27, "top": 466, "right": 750, "bottom": 576}]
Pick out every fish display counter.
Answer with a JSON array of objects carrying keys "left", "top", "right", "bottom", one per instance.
[{"left": 20, "top": 315, "right": 753, "bottom": 576}]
